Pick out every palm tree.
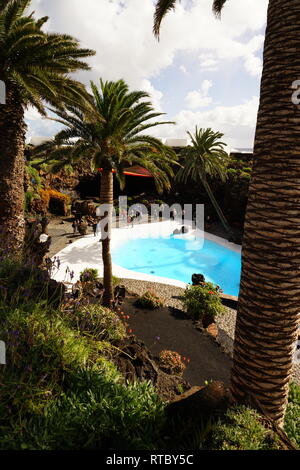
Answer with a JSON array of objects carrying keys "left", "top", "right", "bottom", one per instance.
[
  {"left": 0, "top": 0, "right": 95, "bottom": 254},
  {"left": 0, "top": 0, "right": 12, "bottom": 12},
  {"left": 176, "top": 127, "right": 232, "bottom": 236},
  {"left": 153, "top": 0, "right": 300, "bottom": 426},
  {"left": 36, "top": 78, "right": 177, "bottom": 307}
]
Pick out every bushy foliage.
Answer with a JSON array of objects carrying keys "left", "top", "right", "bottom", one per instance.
[
  {"left": 0, "top": 259, "right": 64, "bottom": 308},
  {"left": 79, "top": 268, "right": 99, "bottom": 283},
  {"left": 183, "top": 282, "right": 224, "bottom": 320},
  {"left": 26, "top": 165, "right": 42, "bottom": 187},
  {"left": 284, "top": 382, "right": 300, "bottom": 447},
  {"left": 0, "top": 286, "right": 165, "bottom": 450},
  {"left": 112, "top": 275, "right": 121, "bottom": 287},
  {"left": 64, "top": 304, "right": 126, "bottom": 343},
  {"left": 209, "top": 406, "right": 280, "bottom": 450},
  {"left": 0, "top": 367, "right": 165, "bottom": 450},
  {"left": 134, "top": 290, "right": 164, "bottom": 309},
  {"left": 0, "top": 257, "right": 296, "bottom": 451},
  {"left": 38, "top": 188, "right": 70, "bottom": 214}
]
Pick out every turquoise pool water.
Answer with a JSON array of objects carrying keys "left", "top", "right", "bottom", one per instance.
[{"left": 112, "top": 235, "right": 241, "bottom": 296}]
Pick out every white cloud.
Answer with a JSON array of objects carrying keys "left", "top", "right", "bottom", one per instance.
[
  {"left": 244, "top": 54, "right": 263, "bottom": 76},
  {"left": 30, "top": 0, "right": 267, "bottom": 85},
  {"left": 199, "top": 53, "right": 219, "bottom": 72},
  {"left": 25, "top": 106, "right": 43, "bottom": 122},
  {"left": 139, "top": 79, "right": 163, "bottom": 112},
  {"left": 179, "top": 65, "right": 189, "bottom": 75},
  {"left": 25, "top": 106, "right": 60, "bottom": 142},
  {"left": 185, "top": 79, "right": 213, "bottom": 109},
  {"left": 160, "top": 96, "right": 260, "bottom": 148},
  {"left": 27, "top": 0, "right": 267, "bottom": 146}
]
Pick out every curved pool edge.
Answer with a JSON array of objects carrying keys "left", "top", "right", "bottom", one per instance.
[{"left": 50, "top": 219, "right": 241, "bottom": 294}]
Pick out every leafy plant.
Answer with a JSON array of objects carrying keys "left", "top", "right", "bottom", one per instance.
[
  {"left": 79, "top": 268, "right": 99, "bottom": 283},
  {"left": 0, "top": 283, "right": 164, "bottom": 450},
  {"left": 64, "top": 304, "right": 126, "bottom": 343},
  {"left": 183, "top": 282, "right": 224, "bottom": 320},
  {"left": 0, "top": 259, "right": 64, "bottom": 308},
  {"left": 284, "top": 382, "right": 300, "bottom": 447},
  {"left": 209, "top": 406, "right": 280, "bottom": 450},
  {"left": 112, "top": 275, "right": 121, "bottom": 287},
  {"left": 134, "top": 290, "right": 164, "bottom": 309}
]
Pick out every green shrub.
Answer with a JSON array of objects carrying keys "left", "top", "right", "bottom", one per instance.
[
  {"left": 0, "top": 306, "right": 106, "bottom": 378},
  {"left": 183, "top": 282, "right": 224, "bottom": 320},
  {"left": 284, "top": 382, "right": 300, "bottom": 447},
  {"left": 134, "top": 290, "right": 164, "bottom": 309},
  {"left": 0, "top": 368, "right": 165, "bottom": 450},
  {"left": 240, "top": 171, "right": 251, "bottom": 180},
  {"left": 64, "top": 304, "right": 126, "bottom": 343},
  {"left": 0, "top": 299, "right": 167, "bottom": 450},
  {"left": 79, "top": 268, "right": 99, "bottom": 283},
  {"left": 26, "top": 165, "right": 41, "bottom": 187},
  {"left": 209, "top": 406, "right": 280, "bottom": 450},
  {"left": 0, "top": 259, "right": 64, "bottom": 308},
  {"left": 226, "top": 168, "right": 238, "bottom": 177},
  {"left": 25, "top": 191, "right": 34, "bottom": 211},
  {"left": 288, "top": 381, "right": 300, "bottom": 405},
  {"left": 112, "top": 275, "right": 121, "bottom": 287}
]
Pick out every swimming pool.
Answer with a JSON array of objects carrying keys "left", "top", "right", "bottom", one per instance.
[{"left": 112, "top": 234, "right": 241, "bottom": 296}]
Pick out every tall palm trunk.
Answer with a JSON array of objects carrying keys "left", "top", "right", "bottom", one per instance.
[
  {"left": 202, "top": 178, "right": 232, "bottom": 237},
  {"left": 0, "top": 82, "right": 25, "bottom": 256},
  {"left": 100, "top": 169, "right": 114, "bottom": 307},
  {"left": 231, "top": 0, "right": 300, "bottom": 426}
]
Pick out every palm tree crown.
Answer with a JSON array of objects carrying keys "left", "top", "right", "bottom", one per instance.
[
  {"left": 37, "top": 78, "right": 177, "bottom": 192},
  {"left": 153, "top": 0, "right": 227, "bottom": 38},
  {"left": 0, "top": 0, "right": 95, "bottom": 113},
  {"left": 176, "top": 126, "right": 231, "bottom": 236},
  {"left": 36, "top": 78, "right": 177, "bottom": 307},
  {"left": 176, "top": 127, "right": 228, "bottom": 185}
]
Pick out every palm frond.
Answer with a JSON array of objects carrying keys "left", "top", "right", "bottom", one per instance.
[
  {"left": 0, "top": 1, "right": 95, "bottom": 112},
  {"left": 34, "top": 78, "right": 176, "bottom": 194},
  {"left": 153, "top": 0, "right": 228, "bottom": 39},
  {"left": 212, "top": 0, "right": 227, "bottom": 18},
  {"left": 153, "top": 0, "right": 177, "bottom": 39}
]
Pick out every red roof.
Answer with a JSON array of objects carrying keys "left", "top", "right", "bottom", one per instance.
[
  {"left": 98, "top": 166, "right": 153, "bottom": 177},
  {"left": 123, "top": 166, "right": 152, "bottom": 177}
]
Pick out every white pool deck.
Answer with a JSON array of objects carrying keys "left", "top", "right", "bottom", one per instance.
[{"left": 50, "top": 219, "right": 241, "bottom": 288}]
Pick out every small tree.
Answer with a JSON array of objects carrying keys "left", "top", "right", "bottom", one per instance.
[
  {"left": 176, "top": 127, "right": 232, "bottom": 236},
  {"left": 36, "top": 79, "right": 177, "bottom": 307}
]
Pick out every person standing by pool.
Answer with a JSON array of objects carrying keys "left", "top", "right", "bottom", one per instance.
[
  {"left": 72, "top": 220, "right": 77, "bottom": 235},
  {"left": 170, "top": 209, "right": 176, "bottom": 221},
  {"left": 92, "top": 220, "right": 98, "bottom": 236}
]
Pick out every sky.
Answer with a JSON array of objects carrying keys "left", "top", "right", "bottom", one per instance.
[{"left": 26, "top": 0, "right": 269, "bottom": 150}]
